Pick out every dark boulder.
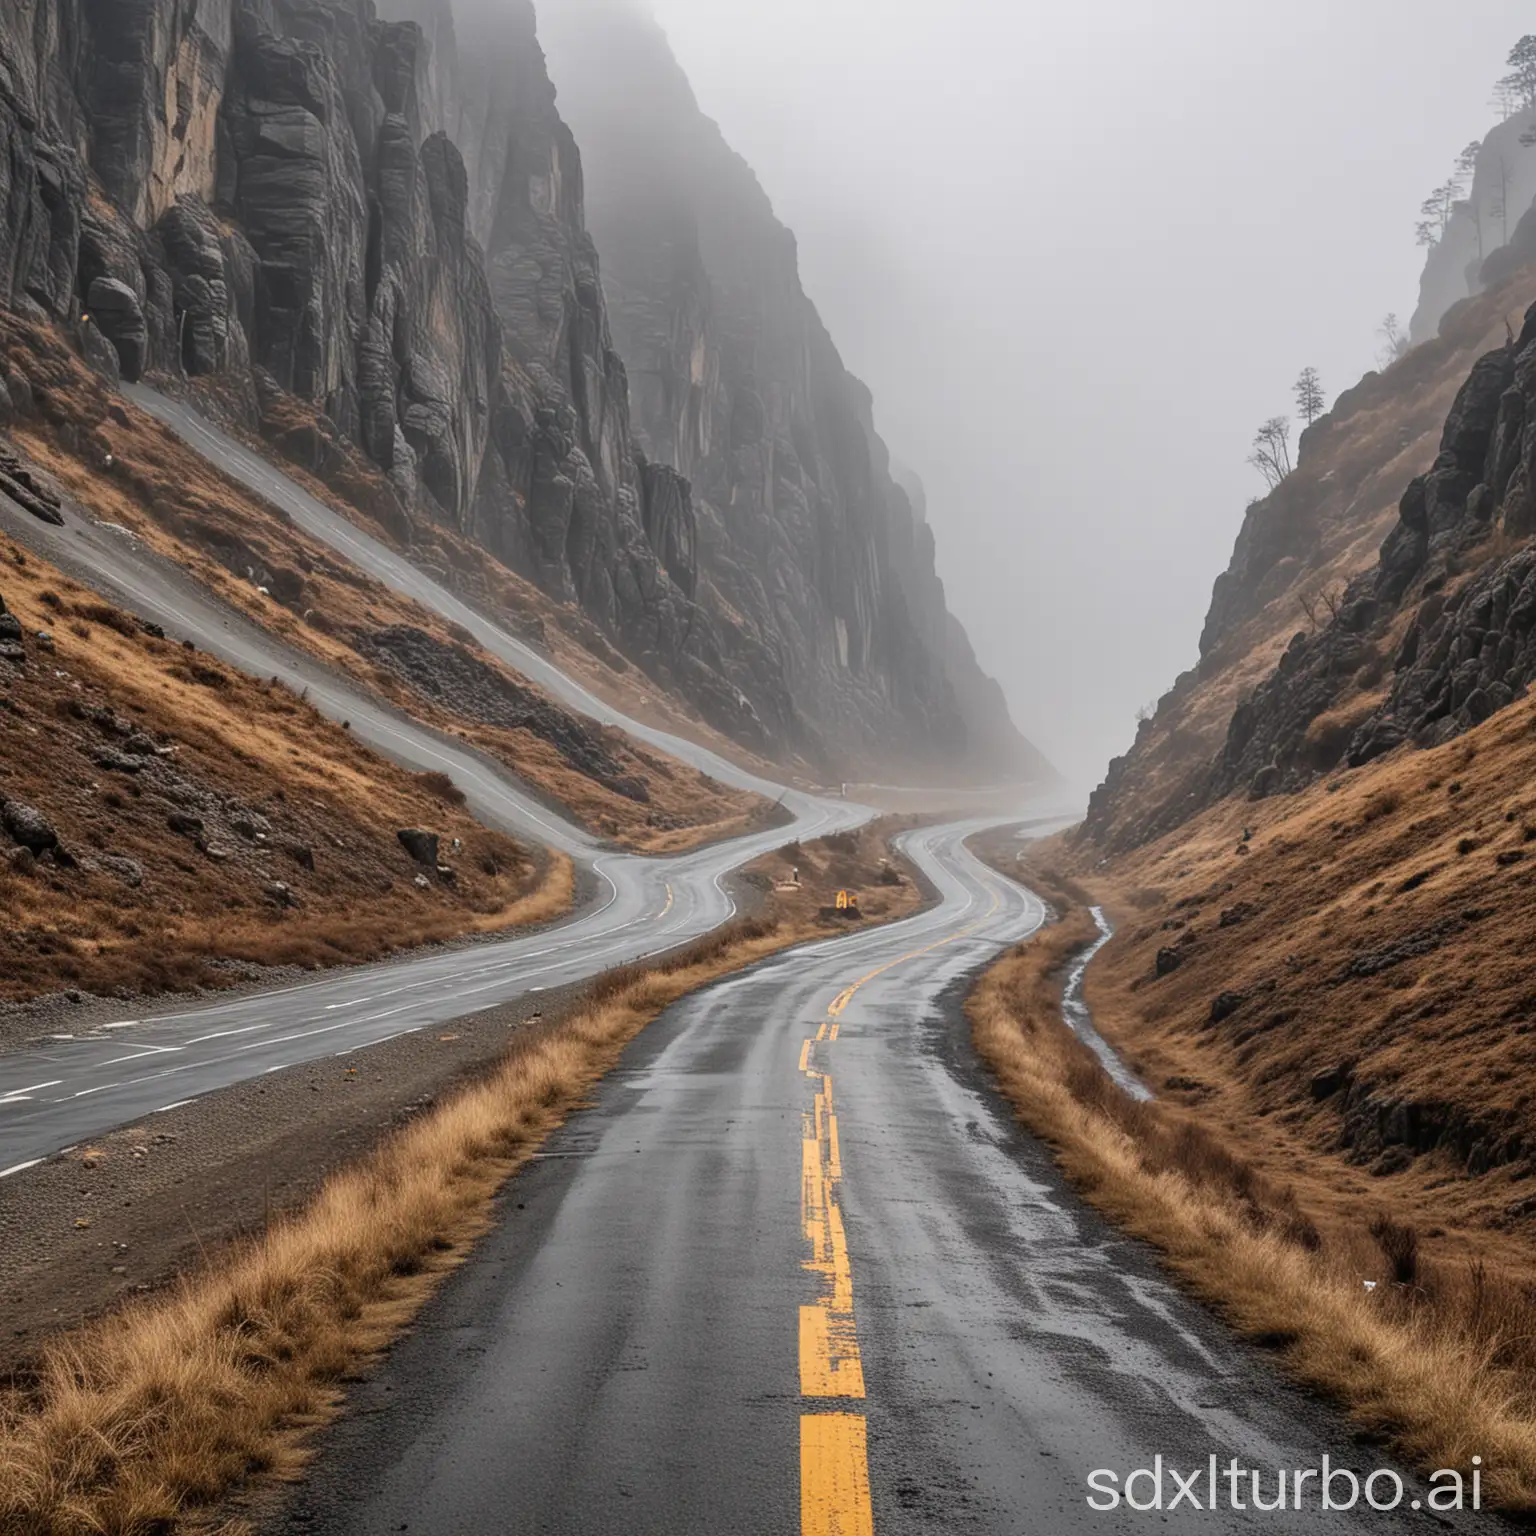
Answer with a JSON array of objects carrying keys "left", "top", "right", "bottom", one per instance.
[
  {"left": 1208, "top": 990, "right": 1246, "bottom": 1024},
  {"left": 1154, "top": 947, "right": 1183, "bottom": 977},
  {"left": 95, "top": 749, "right": 146, "bottom": 774},
  {"left": 397, "top": 827, "right": 440, "bottom": 867},
  {"left": 0, "top": 445, "right": 64, "bottom": 526},
  {"left": 99, "top": 854, "right": 145, "bottom": 888},
  {"left": 2, "top": 801, "right": 59, "bottom": 854},
  {"left": 1310, "top": 1063, "right": 1353, "bottom": 1100}
]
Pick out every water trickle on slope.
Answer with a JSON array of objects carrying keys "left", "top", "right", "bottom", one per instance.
[{"left": 1061, "top": 907, "right": 1152, "bottom": 1102}]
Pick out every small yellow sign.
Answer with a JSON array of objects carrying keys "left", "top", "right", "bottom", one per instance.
[{"left": 835, "top": 890, "right": 857, "bottom": 910}]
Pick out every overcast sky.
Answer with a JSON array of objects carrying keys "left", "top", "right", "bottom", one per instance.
[{"left": 585, "top": 0, "right": 1532, "bottom": 791}]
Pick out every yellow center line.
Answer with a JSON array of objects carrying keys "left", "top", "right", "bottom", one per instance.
[
  {"left": 801, "top": 1413, "right": 875, "bottom": 1536},
  {"left": 798, "top": 882, "right": 1007, "bottom": 1536}
]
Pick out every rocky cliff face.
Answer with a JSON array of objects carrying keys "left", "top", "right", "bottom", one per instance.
[
  {"left": 0, "top": 0, "right": 1038, "bottom": 779},
  {"left": 1411, "top": 110, "right": 1536, "bottom": 344},
  {"left": 1083, "top": 257, "right": 1536, "bottom": 851},
  {"left": 530, "top": 0, "right": 1047, "bottom": 778}
]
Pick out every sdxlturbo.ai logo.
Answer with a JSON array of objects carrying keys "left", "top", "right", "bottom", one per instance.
[{"left": 1086, "top": 1455, "right": 1482, "bottom": 1514}]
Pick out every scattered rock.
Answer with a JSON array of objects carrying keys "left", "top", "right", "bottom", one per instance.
[
  {"left": 98, "top": 855, "right": 144, "bottom": 888},
  {"left": 1370, "top": 1146, "right": 1415, "bottom": 1177},
  {"left": 1154, "top": 946, "right": 1183, "bottom": 977},
  {"left": 1163, "top": 1075, "right": 1214, "bottom": 1097},
  {"left": 362, "top": 628, "right": 650, "bottom": 802},
  {"left": 1310, "top": 1063, "right": 1353, "bottom": 1100},
  {"left": 413, "top": 873, "right": 432, "bottom": 890},
  {"left": 0, "top": 444, "right": 64, "bottom": 526},
  {"left": 95, "top": 748, "right": 146, "bottom": 774},
  {"left": 166, "top": 812, "right": 204, "bottom": 837},
  {"left": 1208, "top": 990, "right": 1246, "bottom": 1024},
  {"left": 285, "top": 843, "right": 316, "bottom": 872},
  {"left": 2, "top": 800, "right": 59, "bottom": 854},
  {"left": 1218, "top": 902, "right": 1257, "bottom": 928},
  {"left": 263, "top": 882, "right": 295, "bottom": 908},
  {"left": 397, "top": 827, "right": 440, "bottom": 867},
  {"left": 6, "top": 846, "right": 36, "bottom": 876}
]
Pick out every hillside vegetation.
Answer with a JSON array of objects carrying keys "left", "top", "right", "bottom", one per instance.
[
  {"left": 0, "top": 537, "right": 570, "bottom": 1005},
  {"left": 0, "top": 313, "right": 770, "bottom": 857}
]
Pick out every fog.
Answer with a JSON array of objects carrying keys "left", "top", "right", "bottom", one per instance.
[{"left": 540, "top": 0, "right": 1531, "bottom": 792}]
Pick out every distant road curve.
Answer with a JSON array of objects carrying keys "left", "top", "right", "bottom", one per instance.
[
  {"left": 0, "top": 389, "right": 892, "bottom": 1170},
  {"left": 276, "top": 819, "right": 1480, "bottom": 1536}
]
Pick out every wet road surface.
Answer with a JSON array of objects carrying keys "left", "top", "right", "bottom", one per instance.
[
  {"left": 273, "top": 823, "right": 1492, "bottom": 1535},
  {"left": 0, "top": 395, "right": 869, "bottom": 1170}
]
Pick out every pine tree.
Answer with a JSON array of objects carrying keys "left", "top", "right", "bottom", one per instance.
[{"left": 1293, "top": 367, "right": 1325, "bottom": 428}]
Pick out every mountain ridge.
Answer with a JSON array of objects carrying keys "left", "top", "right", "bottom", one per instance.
[{"left": 0, "top": 0, "right": 1046, "bottom": 784}]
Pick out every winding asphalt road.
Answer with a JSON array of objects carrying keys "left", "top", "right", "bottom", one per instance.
[
  {"left": 0, "top": 395, "right": 1495, "bottom": 1533},
  {"left": 274, "top": 822, "right": 1491, "bottom": 1536},
  {"left": 0, "top": 395, "right": 876, "bottom": 1172}
]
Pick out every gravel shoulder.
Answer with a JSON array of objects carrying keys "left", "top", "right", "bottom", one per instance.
[{"left": 0, "top": 822, "right": 928, "bottom": 1375}]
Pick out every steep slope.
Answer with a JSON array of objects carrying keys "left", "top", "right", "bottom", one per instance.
[
  {"left": 0, "top": 0, "right": 1035, "bottom": 780},
  {"left": 1084, "top": 256, "right": 1536, "bottom": 851},
  {"left": 0, "top": 535, "right": 557, "bottom": 1005},
  {"left": 516, "top": 0, "right": 1049, "bottom": 783},
  {"left": 1411, "top": 107, "right": 1536, "bottom": 343}
]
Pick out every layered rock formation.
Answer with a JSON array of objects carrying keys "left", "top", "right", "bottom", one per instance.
[
  {"left": 535, "top": 0, "right": 1045, "bottom": 779},
  {"left": 0, "top": 0, "right": 1040, "bottom": 780}
]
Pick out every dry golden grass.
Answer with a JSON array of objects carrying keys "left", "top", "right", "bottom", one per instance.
[
  {"left": 0, "top": 541, "right": 576, "bottom": 1001},
  {"left": 1091, "top": 261, "right": 1536, "bottom": 849},
  {"left": 0, "top": 823, "right": 927, "bottom": 1531},
  {"left": 969, "top": 909, "right": 1536, "bottom": 1512},
  {"left": 0, "top": 918, "right": 788, "bottom": 1533},
  {"left": 1060, "top": 691, "right": 1536, "bottom": 1253}
]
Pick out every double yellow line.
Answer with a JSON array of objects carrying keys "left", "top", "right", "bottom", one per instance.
[{"left": 798, "top": 890, "right": 1004, "bottom": 1536}]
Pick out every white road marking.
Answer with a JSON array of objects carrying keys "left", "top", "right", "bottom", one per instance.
[
  {"left": 100, "top": 1045, "right": 182, "bottom": 1066},
  {"left": 0, "top": 1159, "right": 43, "bottom": 1179},
  {"left": 0, "top": 1080, "right": 63, "bottom": 1102}
]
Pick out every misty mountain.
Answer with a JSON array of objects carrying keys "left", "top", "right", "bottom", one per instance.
[
  {"left": 1412, "top": 106, "right": 1536, "bottom": 342},
  {"left": 535, "top": 0, "right": 1050, "bottom": 785},
  {"left": 1083, "top": 238, "right": 1536, "bottom": 850},
  {"left": 0, "top": 0, "right": 1046, "bottom": 782}
]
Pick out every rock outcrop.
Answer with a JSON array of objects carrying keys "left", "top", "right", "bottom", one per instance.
[
  {"left": 1411, "top": 109, "right": 1536, "bottom": 344},
  {"left": 1087, "top": 288, "right": 1536, "bottom": 847},
  {"left": 0, "top": 0, "right": 1039, "bottom": 779},
  {"left": 535, "top": 0, "right": 1046, "bottom": 778}
]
